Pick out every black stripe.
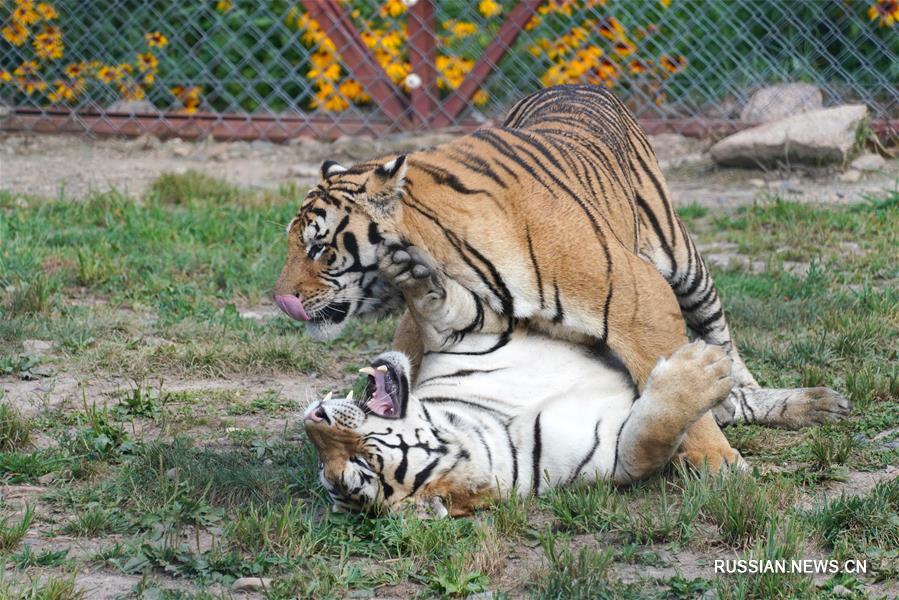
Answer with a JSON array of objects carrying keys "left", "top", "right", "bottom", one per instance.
[
  {"left": 526, "top": 225, "right": 545, "bottom": 309},
  {"left": 570, "top": 420, "right": 603, "bottom": 484},
  {"left": 410, "top": 457, "right": 441, "bottom": 496},
  {"left": 531, "top": 413, "right": 543, "bottom": 494}
]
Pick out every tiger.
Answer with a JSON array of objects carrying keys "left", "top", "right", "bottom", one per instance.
[
  {"left": 274, "top": 84, "right": 849, "bottom": 469},
  {"left": 304, "top": 251, "right": 740, "bottom": 515}
]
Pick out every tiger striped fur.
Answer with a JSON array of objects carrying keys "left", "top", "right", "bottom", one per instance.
[
  {"left": 274, "top": 85, "right": 848, "bottom": 457},
  {"left": 304, "top": 262, "right": 736, "bottom": 516}
]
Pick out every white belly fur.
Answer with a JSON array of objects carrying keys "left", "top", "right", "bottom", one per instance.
[{"left": 415, "top": 329, "right": 638, "bottom": 493}]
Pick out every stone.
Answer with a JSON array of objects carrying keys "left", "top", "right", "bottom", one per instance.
[
  {"left": 710, "top": 105, "right": 868, "bottom": 168},
  {"left": 332, "top": 135, "right": 376, "bottom": 160},
  {"left": 287, "top": 164, "right": 319, "bottom": 178},
  {"left": 232, "top": 577, "right": 272, "bottom": 592},
  {"left": 22, "top": 339, "right": 53, "bottom": 355},
  {"left": 171, "top": 144, "right": 191, "bottom": 158},
  {"left": 38, "top": 473, "right": 55, "bottom": 485},
  {"left": 740, "top": 83, "right": 823, "bottom": 123},
  {"left": 748, "top": 178, "right": 765, "bottom": 188},
  {"left": 107, "top": 99, "right": 158, "bottom": 114},
  {"left": 838, "top": 169, "right": 862, "bottom": 183},
  {"left": 831, "top": 585, "right": 853, "bottom": 597},
  {"left": 850, "top": 153, "right": 886, "bottom": 172}
]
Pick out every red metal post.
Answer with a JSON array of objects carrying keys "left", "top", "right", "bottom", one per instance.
[
  {"left": 431, "top": 0, "right": 543, "bottom": 128},
  {"left": 407, "top": 0, "right": 439, "bottom": 126},
  {"left": 300, "top": 0, "right": 409, "bottom": 125}
]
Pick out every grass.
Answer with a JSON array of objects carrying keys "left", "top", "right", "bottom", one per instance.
[{"left": 0, "top": 176, "right": 896, "bottom": 597}]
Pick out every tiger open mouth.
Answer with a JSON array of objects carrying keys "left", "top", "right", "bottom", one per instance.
[{"left": 360, "top": 358, "right": 407, "bottom": 419}]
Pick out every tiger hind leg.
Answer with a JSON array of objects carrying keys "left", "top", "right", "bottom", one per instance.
[
  {"left": 614, "top": 340, "right": 739, "bottom": 483},
  {"left": 713, "top": 386, "right": 851, "bottom": 429}
]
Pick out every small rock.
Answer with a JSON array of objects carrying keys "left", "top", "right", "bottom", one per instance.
[
  {"left": 831, "top": 584, "right": 853, "bottom": 597},
  {"left": 748, "top": 178, "right": 765, "bottom": 187},
  {"left": 38, "top": 473, "right": 55, "bottom": 485},
  {"left": 883, "top": 441, "right": 899, "bottom": 450},
  {"left": 165, "top": 468, "right": 179, "bottom": 481},
  {"left": 131, "top": 134, "right": 161, "bottom": 152},
  {"left": 850, "top": 153, "right": 886, "bottom": 172},
  {"left": 22, "top": 339, "right": 53, "bottom": 355},
  {"left": 783, "top": 261, "right": 811, "bottom": 277},
  {"left": 700, "top": 589, "right": 719, "bottom": 600},
  {"left": 332, "top": 135, "right": 376, "bottom": 160},
  {"left": 232, "top": 577, "right": 272, "bottom": 592},
  {"left": 838, "top": 169, "right": 862, "bottom": 183},
  {"left": 347, "top": 590, "right": 375, "bottom": 599},
  {"left": 287, "top": 164, "right": 319, "bottom": 178},
  {"left": 172, "top": 145, "right": 191, "bottom": 158},
  {"left": 740, "top": 83, "right": 823, "bottom": 123},
  {"left": 711, "top": 105, "right": 868, "bottom": 167}
]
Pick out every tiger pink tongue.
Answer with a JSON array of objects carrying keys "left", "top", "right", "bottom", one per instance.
[
  {"left": 274, "top": 294, "right": 310, "bottom": 321},
  {"left": 366, "top": 370, "right": 394, "bottom": 416}
]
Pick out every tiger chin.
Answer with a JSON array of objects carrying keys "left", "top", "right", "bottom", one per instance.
[{"left": 304, "top": 337, "right": 737, "bottom": 518}]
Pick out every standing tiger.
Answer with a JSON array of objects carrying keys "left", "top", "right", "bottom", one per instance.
[{"left": 274, "top": 85, "right": 848, "bottom": 467}]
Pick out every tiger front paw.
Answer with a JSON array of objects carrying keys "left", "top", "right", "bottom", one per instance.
[{"left": 380, "top": 245, "right": 446, "bottom": 305}]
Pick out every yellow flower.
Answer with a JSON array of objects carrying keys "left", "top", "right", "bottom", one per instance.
[
  {"left": 0, "top": 70, "right": 12, "bottom": 82},
  {"left": 380, "top": 0, "right": 407, "bottom": 18},
  {"left": 472, "top": 89, "right": 489, "bottom": 106},
  {"left": 15, "top": 75, "right": 47, "bottom": 96},
  {"left": 613, "top": 39, "right": 635, "bottom": 58},
  {"left": 36, "top": 2, "right": 57, "bottom": 19},
  {"left": 33, "top": 26, "right": 63, "bottom": 60},
  {"left": 48, "top": 77, "right": 84, "bottom": 103},
  {"left": 13, "top": 2, "right": 40, "bottom": 25},
  {"left": 136, "top": 52, "right": 158, "bottom": 72},
  {"left": 118, "top": 82, "right": 146, "bottom": 101},
  {"left": 478, "top": 0, "right": 502, "bottom": 18},
  {"left": 13, "top": 60, "right": 39, "bottom": 77},
  {"left": 448, "top": 21, "right": 477, "bottom": 38},
  {"left": 868, "top": 0, "right": 899, "bottom": 26},
  {"left": 660, "top": 55, "right": 686, "bottom": 74},
  {"left": 216, "top": 0, "right": 232, "bottom": 11},
  {"left": 64, "top": 62, "right": 86, "bottom": 78},
  {"left": 659, "top": 0, "right": 671, "bottom": 7},
  {"left": 95, "top": 65, "right": 117, "bottom": 83},
  {"left": 2, "top": 22, "right": 29, "bottom": 46},
  {"left": 142, "top": 72, "right": 155, "bottom": 85},
  {"left": 145, "top": 31, "right": 168, "bottom": 48},
  {"left": 339, "top": 78, "right": 368, "bottom": 103}
]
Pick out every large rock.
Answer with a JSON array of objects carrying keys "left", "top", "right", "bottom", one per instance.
[
  {"left": 710, "top": 105, "right": 867, "bottom": 168},
  {"left": 741, "top": 83, "right": 823, "bottom": 123}
]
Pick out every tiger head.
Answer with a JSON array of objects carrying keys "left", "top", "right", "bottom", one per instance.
[
  {"left": 303, "top": 351, "right": 487, "bottom": 516},
  {"left": 273, "top": 156, "right": 410, "bottom": 340}
]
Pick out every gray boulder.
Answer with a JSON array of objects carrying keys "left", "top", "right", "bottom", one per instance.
[
  {"left": 710, "top": 105, "right": 867, "bottom": 168},
  {"left": 741, "top": 83, "right": 823, "bottom": 123},
  {"left": 850, "top": 153, "right": 886, "bottom": 172}
]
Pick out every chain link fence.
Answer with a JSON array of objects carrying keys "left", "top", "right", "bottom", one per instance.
[{"left": 1, "top": 0, "right": 897, "bottom": 141}]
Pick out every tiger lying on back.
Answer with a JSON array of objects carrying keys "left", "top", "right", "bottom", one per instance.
[
  {"left": 304, "top": 259, "right": 736, "bottom": 515},
  {"left": 275, "top": 85, "right": 849, "bottom": 467}
]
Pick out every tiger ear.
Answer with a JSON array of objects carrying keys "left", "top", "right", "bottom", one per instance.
[
  {"left": 321, "top": 160, "right": 348, "bottom": 179},
  {"left": 372, "top": 155, "right": 407, "bottom": 193}
]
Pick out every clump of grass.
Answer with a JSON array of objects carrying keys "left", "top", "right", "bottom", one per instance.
[
  {"left": 146, "top": 171, "right": 241, "bottom": 205},
  {"left": 809, "top": 480, "right": 899, "bottom": 557},
  {"left": 489, "top": 491, "right": 533, "bottom": 539},
  {"left": 2, "top": 274, "right": 53, "bottom": 319},
  {"left": 714, "top": 517, "right": 812, "bottom": 600},
  {"left": 0, "top": 401, "right": 31, "bottom": 451},
  {"left": 619, "top": 477, "right": 701, "bottom": 544},
  {"left": 0, "top": 572, "right": 84, "bottom": 600},
  {"left": 541, "top": 477, "right": 623, "bottom": 534},
  {"left": 225, "top": 500, "right": 323, "bottom": 558},
  {"left": 0, "top": 505, "right": 35, "bottom": 553},
  {"left": 530, "top": 536, "right": 618, "bottom": 599},
  {"left": 60, "top": 505, "right": 127, "bottom": 537},
  {"left": 805, "top": 424, "right": 856, "bottom": 471}
]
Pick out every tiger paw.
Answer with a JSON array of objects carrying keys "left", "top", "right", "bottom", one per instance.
[
  {"left": 380, "top": 245, "right": 446, "bottom": 302},
  {"left": 677, "top": 446, "right": 748, "bottom": 473},
  {"left": 648, "top": 340, "right": 734, "bottom": 416}
]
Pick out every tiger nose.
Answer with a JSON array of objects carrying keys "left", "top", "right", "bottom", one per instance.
[{"left": 305, "top": 405, "right": 327, "bottom": 423}]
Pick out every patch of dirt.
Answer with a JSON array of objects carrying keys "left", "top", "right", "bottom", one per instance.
[{"left": 1, "top": 132, "right": 896, "bottom": 207}]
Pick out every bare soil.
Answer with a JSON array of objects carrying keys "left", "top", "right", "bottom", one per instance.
[{"left": 1, "top": 131, "right": 896, "bottom": 207}]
